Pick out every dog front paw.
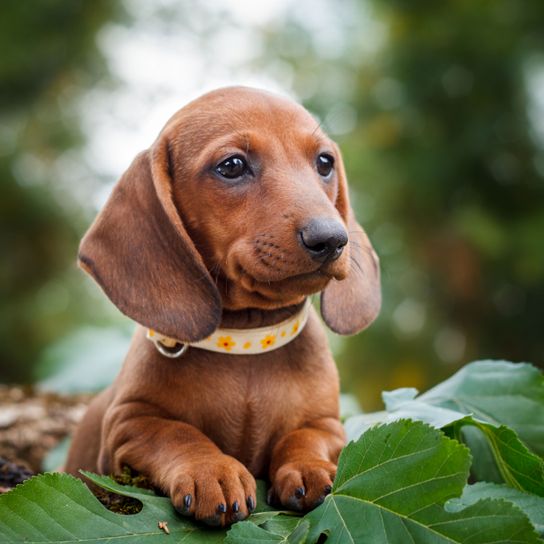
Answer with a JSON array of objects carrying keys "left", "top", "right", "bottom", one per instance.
[
  {"left": 170, "top": 454, "right": 256, "bottom": 527},
  {"left": 269, "top": 459, "right": 336, "bottom": 512}
]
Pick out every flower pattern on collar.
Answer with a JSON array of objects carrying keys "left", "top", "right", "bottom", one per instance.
[{"left": 147, "top": 299, "right": 311, "bottom": 357}]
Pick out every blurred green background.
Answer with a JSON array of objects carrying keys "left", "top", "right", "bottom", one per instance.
[{"left": 1, "top": 0, "right": 543, "bottom": 410}]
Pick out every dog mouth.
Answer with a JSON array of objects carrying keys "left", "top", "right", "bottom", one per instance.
[
  {"left": 241, "top": 264, "right": 329, "bottom": 283},
  {"left": 233, "top": 262, "right": 335, "bottom": 298},
  {"left": 218, "top": 238, "right": 350, "bottom": 302}
]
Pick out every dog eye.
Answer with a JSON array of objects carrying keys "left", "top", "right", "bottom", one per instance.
[
  {"left": 316, "top": 153, "right": 335, "bottom": 178},
  {"left": 215, "top": 155, "right": 248, "bottom": 180}
]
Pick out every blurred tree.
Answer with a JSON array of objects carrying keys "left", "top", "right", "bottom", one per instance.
[
  {"left": 0, "top": 1, "right": 125, "bottom": 382},
  {"left": 261, "top": 0, "right": 544, "bottom": 409}
]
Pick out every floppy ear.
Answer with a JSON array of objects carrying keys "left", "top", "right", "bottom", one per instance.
[
  {"left": 78, "top": 137, "right": 221, "bottom": 342},
  {"left": 320, "top": 145, "right": 381, "bottom": 335}
]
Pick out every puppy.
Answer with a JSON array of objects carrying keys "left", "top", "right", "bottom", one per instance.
[{"left": 65, "top": 86, "right": 380, "bottom": 526}]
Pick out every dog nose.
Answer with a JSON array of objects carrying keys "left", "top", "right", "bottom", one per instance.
[{"left": 300, "top": 218, "right": 348, "bottom": 262}]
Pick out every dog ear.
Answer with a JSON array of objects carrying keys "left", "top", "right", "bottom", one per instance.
[
  {"left": 78, "top": 137, "right": 221, "bottom": 342},
  {"left": 320, "top": 145, "right": 381, "bottom": 335}
]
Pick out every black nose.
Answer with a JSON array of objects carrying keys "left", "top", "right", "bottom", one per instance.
[{"left": 300, "top": 218, "right": 348, "bottom": 263}]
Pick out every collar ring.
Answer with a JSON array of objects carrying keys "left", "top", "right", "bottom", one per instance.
[{"left": 152, "top": 339, "right": 189, "bottom": 358}]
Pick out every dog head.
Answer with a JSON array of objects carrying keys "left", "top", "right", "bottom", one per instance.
[{"left": 79, "top": 87, "right": 381, "bottom": 341}]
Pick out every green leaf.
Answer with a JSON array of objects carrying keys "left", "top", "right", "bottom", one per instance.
[
  {"left": 441, "top": 418, "right": 544, "bottom": 497},
  {"left": 81, "top": 470, "right": 158, "bottom": 497},
  {"left": 460, "top": 425, "right": 504, "bottom": 483},
  {"left": 446, "top": 482, "right": 544, "bottom": 536},
  {"left": 382, "top": 387, "right": 419, "bottom": 409},
  {"left": 345, "top": 361, "right": 544, "bottom": 496},
  {"left": 226, "top": 521, "right": 286, "bottom": 543},
  {"left": 346, "top": 360, "right": 544, "bottom": 453},
  {"left": 226, "top": 519, "right": 309, "bottom": 544},
  {"left": 419, "top": 360, "right": 544, "bottom": 456},
  {"left": 0, "top": 472, "right": 225, "bottom": 543},
  {"left": 286, "top": 521, "right": 309, "bottom": 543},
  {"left": 305, "top": 420, "right": 539, "bottom": 544},
  {"left": 454, "top": 422, "right": 544, "bottom": 496}
]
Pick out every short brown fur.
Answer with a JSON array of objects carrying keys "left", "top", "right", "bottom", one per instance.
[{"left": 66, "top": 87, "right": 380, "bottom": 526}]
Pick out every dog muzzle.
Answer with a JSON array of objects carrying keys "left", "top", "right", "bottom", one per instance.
[{"left": 146, "top": 298, "right": 311, "bottom": 358}]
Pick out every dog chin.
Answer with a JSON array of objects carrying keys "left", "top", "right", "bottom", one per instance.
[
  {"left": 219, "top": 255, "right": 349, "bottom": 309},
  {"left": 237, "top": 267, "right": 331, "bottom": 302}
]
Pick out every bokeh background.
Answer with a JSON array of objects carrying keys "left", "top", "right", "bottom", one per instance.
[{"left": 1, "top": 0, "right": 543, "bottom": 410}]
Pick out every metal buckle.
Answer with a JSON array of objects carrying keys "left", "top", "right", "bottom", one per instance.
[{"left": 152, "top": 339, "right": 189, "bottom": 358}]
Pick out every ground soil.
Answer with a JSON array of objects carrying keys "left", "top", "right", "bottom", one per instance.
[
  {"left": 0, "top": 385, "right": 92, "bottom": 474},
  {"left": 0, "top": 386, "right": 150, "bottom": 512}
]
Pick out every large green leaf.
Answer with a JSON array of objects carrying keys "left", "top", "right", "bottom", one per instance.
[
  {"left": 446, "top": 483, "right": 544, "bottom": 536},
  {"left": 450, "top": 421, "right": 544, "bottom": 496},
  {"left": 0, "top": 470, "right": 300, "bottom": 544},
  {"left": 345, "top": 392, "right": 468, "bottom": 438},
  {"left": 419, "top": 360, "right": 544, "bottom": 456},
  {"left": 304, "top": 420, "right": 539, "bottom": 544},
  {"left": 0, "top": 472, "right": 225, "bottom": 543},
  {"left": 346, "top": 361, "right": 544, "bottom": 451},
  {"left": 345, "top": 361, "right": 544, "bottom": 496}
]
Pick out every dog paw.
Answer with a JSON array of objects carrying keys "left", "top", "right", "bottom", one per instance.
[
  {"left": 269, "top": 459, "right": 336, "bottom": 512},
  {"left": 170, "top": 454, "right": 256, "bottom": 526}
]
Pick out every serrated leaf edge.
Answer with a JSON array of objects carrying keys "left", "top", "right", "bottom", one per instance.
[{"left": 337, "top": 419, "right": 472, "bottom": 493}]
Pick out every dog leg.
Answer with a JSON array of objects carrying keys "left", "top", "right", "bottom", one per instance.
[
  {"left": 101, "top": 407, "right": 256, "bottom": 526},
  {"left": 268, "top": 417, "right": 345, "bottom": 511}
]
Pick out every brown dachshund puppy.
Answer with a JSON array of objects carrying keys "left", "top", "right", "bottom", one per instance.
[{"left": 65, "top": 86, "right": 380, "bottom": 526}]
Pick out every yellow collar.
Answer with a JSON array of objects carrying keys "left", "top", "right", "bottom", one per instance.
[{"left": 146, "top": 299, "right": 311, "bottom": 358}]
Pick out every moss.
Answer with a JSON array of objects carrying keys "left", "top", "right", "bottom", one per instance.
[
  {"left": 94, "top": 466, "right": 155, "bottom": 515},
  {"left": 113, "top": 465, "right": 152, "bottom": 489}
]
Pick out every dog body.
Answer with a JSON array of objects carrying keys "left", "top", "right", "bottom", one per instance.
[
  {"left": 66, "top": 87, "right": 380, "bottom": 526},
  {"left": 68, "top": 309, "right": 340, "bottom": 484}
]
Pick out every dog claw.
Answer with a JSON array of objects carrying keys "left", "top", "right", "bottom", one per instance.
[
  {"left": 294, "top": 486, "right": 305, "bottom": 498},
  {"left": 217, "top": 503, "right": 227, "bottom": 513},
  {"left": 324, "top": 485, "right": 332, "bottom": 494},
  {"left": 183, "top": 494, "right": 192, "bottom": 509},
  {"left": 232, "top": 500, "right": 239, "bottom": 513},
  {"left": 247, "top": 496, "right": 255, "bottom": 512}
]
